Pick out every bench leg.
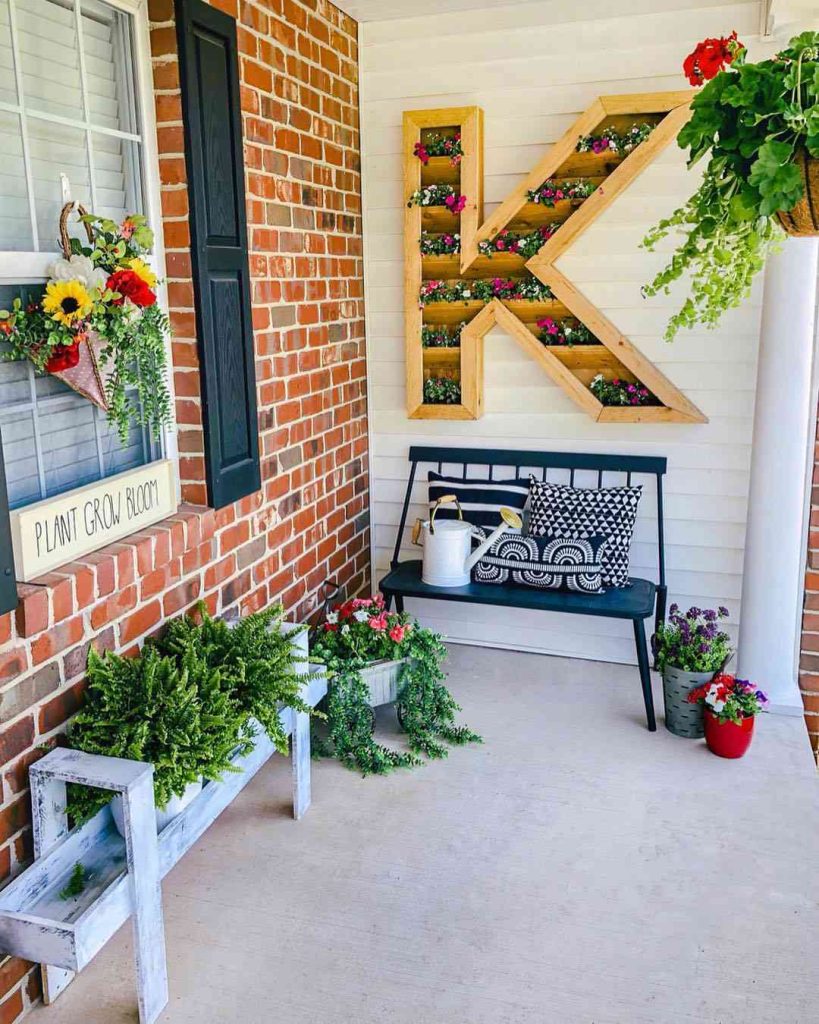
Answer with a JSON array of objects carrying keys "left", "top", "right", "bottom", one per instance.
[
  {"left": 380, "top": 588, "right": 403, "bottom": 614},
  {"left": 291, "top": 707, "right": 312, "bottom": 820},
  {"left": 654, "top": 585, "right": 667, "bottom": 663},
  {"left": 633, "top": 618, "right": 657, "bottom": 732},
  {"left": 122, "top": 774, "right": 169, "bottom": 1024}
]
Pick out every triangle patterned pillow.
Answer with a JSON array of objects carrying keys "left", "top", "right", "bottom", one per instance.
[{"left": 527, "top": 478, "right": 642, "bottom": 589}]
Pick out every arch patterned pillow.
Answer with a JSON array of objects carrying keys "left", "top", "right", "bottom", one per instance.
[{"left": 471, "top": 533, "right": 606, "bottom": 593}]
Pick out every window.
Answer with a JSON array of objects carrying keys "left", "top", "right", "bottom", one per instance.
[{"left": 0, "top": 0, "right": 162, "bottom": 510}]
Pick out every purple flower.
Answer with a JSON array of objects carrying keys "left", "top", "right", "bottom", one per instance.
[
  {"left": 669, "top": 603, "right": 679, "bottom": 616},
  {"left": 718, "top": 606, "right": 729, "bottom": 618}
]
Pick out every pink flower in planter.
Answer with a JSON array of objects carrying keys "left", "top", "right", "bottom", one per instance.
[
  {"left": 369, "top": 613, "right": 388, "bottom": 631},
  {"left": 389, "top": 624, "right": 406, "bottom": 644},
  {"left": 413, "top": 141, "right": 430, "bottom": 164},
  {"left": 445, "top": 194, "right": 467, "bottom": 214}
]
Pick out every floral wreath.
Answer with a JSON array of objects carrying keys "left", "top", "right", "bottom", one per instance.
[{"left": 0, "top": 203, "right": 172, "bottom": 442}]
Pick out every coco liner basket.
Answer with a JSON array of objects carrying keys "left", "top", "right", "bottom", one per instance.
[{"left": 777, "top": 151, "right": 819, "bottom": 236}]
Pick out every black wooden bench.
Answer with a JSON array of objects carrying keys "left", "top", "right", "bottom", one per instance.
[{"left": 378, "top": 446, "right": 668, "bottom": 731}]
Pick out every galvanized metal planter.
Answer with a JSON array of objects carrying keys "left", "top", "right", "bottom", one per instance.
[
  {"left": 361, "top": 658, "right": 408, "bottom": 707},
  {"left": 662, "top": 665, "right": 713, "bottom": 738}
]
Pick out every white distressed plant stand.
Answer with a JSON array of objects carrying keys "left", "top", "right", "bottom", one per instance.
[{"left": 0, "top": 657, "right": 327, "bottom": 1024}]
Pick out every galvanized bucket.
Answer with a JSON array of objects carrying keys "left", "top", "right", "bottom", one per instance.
[
  {"left": 662, "top": 666, "right": 714, "bottom": 738},
  {"left": 361, "top": 658, "right": 408, "bottom": 707}
]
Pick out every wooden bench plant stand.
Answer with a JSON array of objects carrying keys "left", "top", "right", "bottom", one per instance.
[
  {"left": 379, "top": 446, "right": 667, "bottom": 731},
  {"left": 0, "top": 652, "right": 327, "bottom": 1024}
]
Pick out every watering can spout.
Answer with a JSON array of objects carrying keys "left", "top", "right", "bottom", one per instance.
[{"left": 464, "top": 507, "right": 523, "bottom": 572}]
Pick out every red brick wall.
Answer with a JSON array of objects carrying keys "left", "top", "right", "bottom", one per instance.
[
  {"left": 800, "top": 426, "right": 819, "bottom": 757},
  {"left": 0, "top": 1, "right": 367, "bottom": 1018}
]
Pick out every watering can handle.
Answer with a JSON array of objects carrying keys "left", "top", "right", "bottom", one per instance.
[{"left": 429, "top": 494, "right": 462, "bottom": 535}]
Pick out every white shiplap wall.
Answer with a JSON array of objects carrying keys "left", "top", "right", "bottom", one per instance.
[{"left": 360, "top": 0, "right": 770, "bottom": 663}]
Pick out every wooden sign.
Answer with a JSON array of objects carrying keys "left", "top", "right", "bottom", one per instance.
[
  {"left": 11, "top": 459, "right": 178, "bottom": 581},
  {"left": 403, "top": 93, "right": 707, "bottom": 423}
]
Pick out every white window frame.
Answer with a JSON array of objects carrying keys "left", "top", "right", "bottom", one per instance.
[{"left": 0, "top": 0, "right": 179, "bottom": 502}]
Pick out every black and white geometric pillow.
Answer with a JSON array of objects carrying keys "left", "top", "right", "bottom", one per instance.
[
  {"left": 527, "top": 479, "right": 642, "bottom": 589},
  {"left": 428, "top": 472, "right": 529, "bottom": 532},
  {"left": 471, "top": 533, "right": 606, "bottom": 593}
]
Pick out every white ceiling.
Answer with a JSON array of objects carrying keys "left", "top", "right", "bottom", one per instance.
[{"left": 336, "top": 0, "right": 551, "bottom": 22}]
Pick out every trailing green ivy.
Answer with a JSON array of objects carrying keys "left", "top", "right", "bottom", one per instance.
[
  {"left": 642, "top": 32, "right": 819, "bottom": 339},
  {"left": 310, "top": 595, "right": 480, "bottom": 775}
]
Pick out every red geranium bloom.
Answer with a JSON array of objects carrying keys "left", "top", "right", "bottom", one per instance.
[
  {"left": 106, "top": 269, "right": 156, "bottom": 308},
  {"left": 45, "top": 340, "right": 81, "bottom": 373},
  {"left": 683, "top": 31, "right": 743, "bottom": 85}
]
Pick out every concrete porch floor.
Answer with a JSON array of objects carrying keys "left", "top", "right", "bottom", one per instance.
[{"left": 28, "top": 644, "right": 819, "bottom": 1024}]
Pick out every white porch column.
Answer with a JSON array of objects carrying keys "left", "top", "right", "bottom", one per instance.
[{"left": 738, "top": 237, "right": 819, "bottom": 711}]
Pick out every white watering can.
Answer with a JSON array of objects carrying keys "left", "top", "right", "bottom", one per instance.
[{"left": 412, "top": 495, "right": 523, "bottom": 587}]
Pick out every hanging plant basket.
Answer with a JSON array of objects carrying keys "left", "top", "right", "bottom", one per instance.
[
  {"left": 0, "top": 202, "right": 172, "bottom": 441},
  {"left": 777, "top": 150, "right": 819, "bottom": 237}
]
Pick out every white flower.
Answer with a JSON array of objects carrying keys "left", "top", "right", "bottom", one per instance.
[
  {"left": 326, "top": 611, "right": 338, "bottom": 625},
  {"left": 353, "top": 609, "right": 370, "bottom": 623},
  {"left": 49, "top": 254, "right": 107, "bottom": 295},
  {"left": 340, "top": 624, "right": 350, "bottom": 635}
]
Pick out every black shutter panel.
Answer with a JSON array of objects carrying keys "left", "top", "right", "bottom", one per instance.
[
  {"left": 175, "top": 0, "right": 261, "bottom": 509},
  {"left": 0, "top": 435, "right": 17, "bottom": 615}
]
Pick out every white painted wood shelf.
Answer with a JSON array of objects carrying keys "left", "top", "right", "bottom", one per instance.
[{"left": 0, "top": 667, "right": 327, "bottom": 1024}]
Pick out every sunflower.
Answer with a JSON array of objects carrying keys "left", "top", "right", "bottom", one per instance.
[
  {"left": 127, "top": 257, "right": 157, "bottom": 289},
  {"left": 42, "top": 279, "right": 93, "bottom": 327}
]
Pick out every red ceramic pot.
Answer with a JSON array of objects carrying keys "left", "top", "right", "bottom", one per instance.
[{"left": 703, "top": 708, "right": 755, "bottom": 759}]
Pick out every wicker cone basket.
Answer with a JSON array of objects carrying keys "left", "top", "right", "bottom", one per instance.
[
  {"left": 49, "top": 202, "right": 112, "bottom": 411},
  {"left": 777, "top": 150, "right": 819, "bottom": 237}
]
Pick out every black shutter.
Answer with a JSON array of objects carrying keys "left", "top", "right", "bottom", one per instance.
[
  {"left": 175, "top": 0, "right": 261, "bottom": 509},
  {"left": 0, "top": 434, "right": 17, "bottom": 615}
]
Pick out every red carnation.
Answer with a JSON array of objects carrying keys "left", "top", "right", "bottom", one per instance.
[
  {"left": 106, "top": 269, "right": 156, "bottom": 308},
  {"left": 45, "top": 340, "right": 81, "bottom": 373},
  {"left": 683, "top": 31, "right": 743, "bottom": 86}
]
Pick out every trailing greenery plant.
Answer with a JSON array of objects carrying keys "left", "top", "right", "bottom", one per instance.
[
  {"left": 642, "top": 31, "right": 819, "bottom": 339},
  {"left": 59, "top": 862, "right": 88, "bottom": 901},
  {"left": 157, "top": 603, "right": 313, "bottom": 754},
  {"left": 67, "top": 645, "right": 253, "bottom": 824},
  {"left": 310, "top": 595, "right": 480, "bottom": 776}
]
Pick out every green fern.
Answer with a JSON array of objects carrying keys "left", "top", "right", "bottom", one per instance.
[
  {"left": 67, "top": 645, "right": 253, "bottom": 824},
  {"left": 157, "top": 603, "right": 314, "bottom": 754}
]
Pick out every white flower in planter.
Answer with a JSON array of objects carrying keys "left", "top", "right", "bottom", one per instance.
[
  {"left": 353, "top": 609, "right": 370, "bottom": 623},
  {"left": 326, "top": 610, "right": 338, "bottom": 624},
  {"left": 49, "top": 254, "right": 107, "bottom": 295}
]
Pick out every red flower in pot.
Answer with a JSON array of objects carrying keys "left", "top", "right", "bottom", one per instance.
[{"left": 687, "top": 673, "right": 767, "bottom": 758}]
